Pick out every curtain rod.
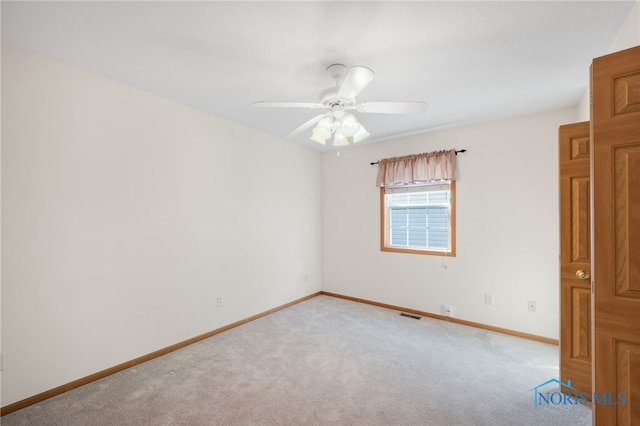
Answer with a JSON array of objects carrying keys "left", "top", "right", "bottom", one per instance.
[{"left": 369, "top": 149, "right": 467, "bottom": 165}]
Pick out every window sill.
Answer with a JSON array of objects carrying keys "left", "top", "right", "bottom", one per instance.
[{"left": 381, "top": 246, "right": 456, "bottom": 257}]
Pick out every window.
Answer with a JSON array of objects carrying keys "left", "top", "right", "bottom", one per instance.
[{"left": 380, "top": 181, "right": 456, "bottom": 256}]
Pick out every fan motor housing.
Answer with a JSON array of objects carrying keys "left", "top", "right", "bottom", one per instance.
[
  {"left": 319, "top": 88, "right": 340, "bottom": 105},
  {"left": 319, "top": 88, "right": 355, "bottom": 112}
]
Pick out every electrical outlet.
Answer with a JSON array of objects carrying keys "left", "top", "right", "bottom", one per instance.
[
  {"left": 528, "top": 300, "right": 536, "bottom": 312},
  {"left": 443, "top": 305, "right": 453, "bottom": 317},
  {"left": 485, "top": 293, "right": 493, "bottom": 305},
  {"left": 217, "top": 296, "right": 223, "bottom": 308}
]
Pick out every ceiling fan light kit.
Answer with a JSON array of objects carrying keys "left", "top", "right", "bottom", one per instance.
[
  {"left": 253, "top": 63, "right": 426, "bottom": 147},
  {"left": 308, "top": 111, "right": 369, "bottom": 146}
]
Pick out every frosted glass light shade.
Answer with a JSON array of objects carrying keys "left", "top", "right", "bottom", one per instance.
[
  {"left": 310, "top": 128, "right": 327, "bottom": 144},
  {"left": 333, "top": 132, "right": 348, "bottom": 147},
  {"left": 340, "top": 114, "right": 360, "bottom": 137},
  {"left": 352, "top": 125, "right": 370, "bottom": 143},
  {"left": 314, "top": 117, "right": 332, "bottom": 139}
]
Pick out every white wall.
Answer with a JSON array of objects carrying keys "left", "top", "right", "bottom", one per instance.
[
  {"left": 1, "top": 46, "right": 322, "bottom": 406},
  {"left": 576, "top": 1, "right": 639, "bottom": 121},
  {"left": 322, "top": 106, "right": 579, "bottom": 340},
  {"left": 609, "top": 0, "right": 640, "bottom": 53}
]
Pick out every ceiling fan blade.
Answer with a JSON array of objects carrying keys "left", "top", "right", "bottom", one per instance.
[
  {"left": 253, "top": 101, "right": 322, "bottom": 109},
  {"left": 337, "top": 66, "right": 375, "bottom": 99},
  {"left": 285, "top": 114, "right": 327, "bottom": 138},
  {"left": 357, "top": 101, "right": 427, "bottom": 114}
]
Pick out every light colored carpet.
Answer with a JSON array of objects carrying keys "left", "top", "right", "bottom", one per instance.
[{"left": 2, "top": 295, "right": 591, "bottom": 425}]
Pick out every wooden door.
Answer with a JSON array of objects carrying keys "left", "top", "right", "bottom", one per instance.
[
  {"left": 591, "top": 45, "right": 640, "bottom": 425},
  {"left": 559, "top": 121, "right": 592, "bottom": 399}
]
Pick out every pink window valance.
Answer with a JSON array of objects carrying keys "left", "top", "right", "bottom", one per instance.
[{"left": 376, "top": 149, "right": 456, "bottom": 187}]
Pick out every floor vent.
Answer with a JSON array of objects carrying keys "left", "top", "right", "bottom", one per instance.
[{"left": 399, "top": 312, "right": 421, "bottom": 320}]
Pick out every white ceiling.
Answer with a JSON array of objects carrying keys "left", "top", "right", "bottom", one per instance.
[{"left": 1, "top": 1, "right": 635, "bottom": 151}]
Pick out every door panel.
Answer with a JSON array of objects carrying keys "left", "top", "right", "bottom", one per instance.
[
  {"left": 572, "top": 287, "right": 591, "bottom": 360},
  {"left": 591, "top": 45, "right": 640, "bottom": 425},
  {"left": 559, "top": 121, "right": 592, "bottom": 398}
]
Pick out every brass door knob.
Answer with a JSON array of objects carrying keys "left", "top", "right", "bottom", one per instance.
[{"left": 576, "top": 270, "right": 591, "bottom": 280}]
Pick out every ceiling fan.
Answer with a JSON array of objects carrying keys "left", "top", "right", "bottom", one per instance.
[{"left": 253, "top": 64, "right": 427, "bottom": 146}]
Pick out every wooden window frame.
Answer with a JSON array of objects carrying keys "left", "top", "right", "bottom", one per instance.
[{"left": 379, "top": 181, "right": 456, "bottom": 256}]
